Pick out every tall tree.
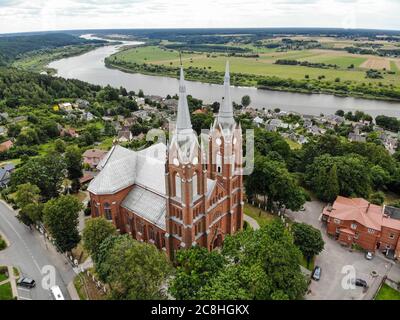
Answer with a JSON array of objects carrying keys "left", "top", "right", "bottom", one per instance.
[
  {"left": 43, "top": 195, "right": 82, "bottom": 252},
  {"left": 241, "top": 95, "right": 251, "bottom": 108},
  {"left": 292, "top": 223, "right": 324, "bottom": 268},
  {"left": 65, "top": 145, "right": 83, "bottom": 180},
  {"left": 169, "top": 247, "right": 225, "bottom": 300},
  {"left": 83, "top": 217, "right": 116, "bottom": 262},
  {"left": 14, "top": 183, "right": 42, "bottom": 227}
]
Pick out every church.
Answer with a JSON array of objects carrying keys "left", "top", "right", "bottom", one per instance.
[{"left": 87, "top": 62, "right": 244, "bottom": 259}]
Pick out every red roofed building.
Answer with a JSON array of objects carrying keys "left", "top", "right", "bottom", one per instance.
[
  {"left": 0, "top": 140, "right": 13, "bottom": 152},
  {"left": 323, "top": 196, "right": 400, "bottom": 259}
]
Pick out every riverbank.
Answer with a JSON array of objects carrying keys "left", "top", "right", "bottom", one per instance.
[
  {"left": 13, "top": 43, "right": 107, "bottom": 74},
  {"left": 105, "top": 58, "right": 400, "bottom": 103}
]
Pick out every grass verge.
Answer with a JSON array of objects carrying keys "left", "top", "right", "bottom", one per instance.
[{"left": 375, "top": 283, "right": 400, "bottom": 300}]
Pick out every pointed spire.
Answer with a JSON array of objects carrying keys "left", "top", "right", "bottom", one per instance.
[
  {"left": 176, "top": 67, "right": 192, "bottom": 132},
  {"left": 218, "top": 61, "right": 235, "bottom": 126}
]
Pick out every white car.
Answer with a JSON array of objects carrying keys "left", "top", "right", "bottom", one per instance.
[{"left": 365, "top": 252, "right": 374, "bottom": 260}]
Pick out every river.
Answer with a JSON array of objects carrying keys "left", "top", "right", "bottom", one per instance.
[{"left": 48, "top": 35, "right": 400, "bottom": 118}]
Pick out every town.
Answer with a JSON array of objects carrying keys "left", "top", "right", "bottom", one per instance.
[{"left": 0, "top": 0, "right": 400, "bottom": 306}]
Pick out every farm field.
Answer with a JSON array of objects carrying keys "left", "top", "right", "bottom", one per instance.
[{"left": 111, "top": 45, "right": 400, "bottom": 85}]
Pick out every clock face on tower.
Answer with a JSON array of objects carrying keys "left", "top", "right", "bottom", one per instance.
[
  {"left": 192, "top": 156, "right": 198, "bottom": 165},
  {"left": 216, "top": 137, "right": 222, "bottom": 146},
  {"left": 233, "top": 137, "right": 237, "bottom": 145},
  {"left": 173, "top": 158, "right": 180, "bottom": 166}
]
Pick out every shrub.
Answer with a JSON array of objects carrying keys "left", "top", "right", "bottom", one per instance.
[{"left": 0, "top": 237, "right": 6, "bottom": 250}]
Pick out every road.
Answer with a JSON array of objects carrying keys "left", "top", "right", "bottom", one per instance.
[
  {"left": 286, "top": 200, "right": 397, "bottom": 300},
  {"left": 0, "top": 201, "right": 75, "bottom": 300}
]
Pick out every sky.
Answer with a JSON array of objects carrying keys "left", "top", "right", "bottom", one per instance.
[{"left": 0, "top": 0, "right": 400, "bottom": 34}]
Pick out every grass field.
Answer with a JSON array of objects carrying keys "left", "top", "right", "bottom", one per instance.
[
  {"left": 111, "top": 45, "right": 400, "bottom": 86},
  {"left": 0, "top": 282, "right": 13, "bottom": 300},
  {"left": 243, "top": 203, "right": 277, "bottom": 227},
  {"left": 375, "top": 283, "right": 400, "bottom": 300}
]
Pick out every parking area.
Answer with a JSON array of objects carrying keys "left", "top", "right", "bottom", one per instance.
[{"left": 287, "top": 200, "right": 397, "bottom": 300}]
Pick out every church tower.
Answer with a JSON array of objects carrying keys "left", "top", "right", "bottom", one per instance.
[
  {"left": 208, "top": 61, "right": 244, "bottom": 235},
  {"left": 165, "top": 68, "right": 207, "bottom": 259}
]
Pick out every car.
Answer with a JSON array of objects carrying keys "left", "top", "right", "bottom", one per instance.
[
  {"left": 352, "top": 278, "right": 368, "bottom": 288},
  {"left": 365, "top": 252, "right": 374, "bottom": 260},
  {"left": 312, "top": 266, "right": 321, "bottom": 281},
  {"left": 17, "top": 277, "right": 36, "bottom": 289}
]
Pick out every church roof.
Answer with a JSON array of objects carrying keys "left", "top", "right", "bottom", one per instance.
[
  {"left": 88, "top": 143, "right": 166, "bottom": 195},
  {"left": 122, "top": 185, "right": 167, "bottom": 230},
  {"left": 217, "top": 61, "right": 235, "bottom": 127}
]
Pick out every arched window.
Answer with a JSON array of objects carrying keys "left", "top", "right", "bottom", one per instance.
[
  {"left": 192, "top": 173, "right": 198, "bottom": 198},
  {"left": 175, "top": 173, "right": 182, "bottom": 199},
  {"left": 104, "top": 202, "right": 112, "bottom": 220}
]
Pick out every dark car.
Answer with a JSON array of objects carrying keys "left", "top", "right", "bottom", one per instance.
[
  {"left": 354, "top": 278, "right": 368, "bottom": 288},
  {"left": 17, "top": 277, "right": 36, "bottom": 289},
  {"left": 312, "top": 266, "right": 321, "bottom": 281}
]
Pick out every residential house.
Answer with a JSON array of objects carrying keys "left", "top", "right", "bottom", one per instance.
[
  {"left": 0, "top": 163, "right": 15, "bottom": 188},
  {"left": 76, "top": 99, "right": 90, "bottom": 109},
  {"left": 135, "top": 97, "right": 145, "bottom": 107},
  {"left": 59, "top": 102, "right": 74, "bottom": 112},
  {"left": 0, "top": 112, "right": 9, "bottom": 122},
  {"left": 60, "top": 128, "right": 79, "bottom": 138},
  {"left": 83, "top": 149, "right": 108, "bottom": 169},
  {"left": 348, "top": 128, "right": 366, "bottom": 143},
  {"left": 0, "top": 140, "right": 13, "bottom": 152},
  {"left": 117, "top": 130, "right": 133, "bottom": 143},
  {"left": 81, "top": 111, "right": 95, "bottom": 122},
  {"left": 253, "top": 116, "right": 264, "bottom": 127},
  {"left": 322, "top": 196, "right": 400, "bottom": 260},
  {"left": 0, "top": 126, "right": 7, "bottom": 136}
]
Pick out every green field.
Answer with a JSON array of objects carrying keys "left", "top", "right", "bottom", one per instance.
[
  {"left": 111, "top": 45, "right": 400, "bottom": 85},
  {"left": 375, "top": 283, "right": 400, "bottom": 300},
  {"left": 0, "top": 282, "right": 13, "bottom": 300}
]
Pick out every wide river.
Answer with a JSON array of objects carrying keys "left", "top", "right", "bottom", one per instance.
[{"left": 48, "top": 35, "right": 400, "bottom": 117}]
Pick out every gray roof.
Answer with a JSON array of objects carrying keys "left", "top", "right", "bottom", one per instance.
[
  {"left": 122, "top": 186, "right": 166, "bottom": 230},
  {"left": 176, "top": 67, "right": 192, "bottom": 132},
  {"left": 218, "top": 61, "right": 235, "bottom": 127},
  {"left": 88, "top": 144, "right": 166, "bottom": 195}
]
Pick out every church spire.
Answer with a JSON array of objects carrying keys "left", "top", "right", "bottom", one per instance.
[
  {"left": 176, "top": 67, "right": 192, "bottom": 132},
  {"left": 218, "top": 61, "right": 235, "bottom": 126}
]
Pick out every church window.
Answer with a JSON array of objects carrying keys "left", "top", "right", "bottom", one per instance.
[
  {"left": 192, "top": 173, "right": 198, "bottom": 197},
  {"left": 175, "top": 173, "right": 182, "bottom": 199},
  {"left": 104, "top": 202, "right": 112, "bottom": 220}
]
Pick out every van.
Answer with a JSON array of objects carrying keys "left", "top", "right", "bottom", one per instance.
[{"left": 50, "top": 285, "right": 65, "bottom": 300}]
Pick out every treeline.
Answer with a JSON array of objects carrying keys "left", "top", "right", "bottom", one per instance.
[
  {"left": 345, "top": 46, "right": 400, "bottom": 57},
  {"left": 0, "top": 33, "right": 105, "bottom": 66},
  {"left": 376, "top": 115, "right": 400, "bottom": 132},
  {"left": 0, "top": 68, "right": 101, "bottom": 107},
  {"left": 162, "top": 43, "right": 251, "bottom": 53},
  {"left": 275, "top": 59, "right": 338, "bottom": 69}
]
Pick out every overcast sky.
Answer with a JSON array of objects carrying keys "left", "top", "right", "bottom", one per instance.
[{"left": 0, "top": 0, "right": 399, "bottom": 34}]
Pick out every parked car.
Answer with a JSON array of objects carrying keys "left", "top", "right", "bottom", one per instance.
[
  {"left": 352, "top": 278, "right": 368, "bottom": 288},
  {"left": 312, "top": 266, "right": 321, "bottom": 281},
  {"left": 17, "top": 277, "right": 36, "bottom": 289},
  {"left": 365, "top": 252, "right": 374, "bottom": 260}
]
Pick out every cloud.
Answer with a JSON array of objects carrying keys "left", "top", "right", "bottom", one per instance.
[{"left": 0, "top": 0, "right": 399, "bottom": 34}]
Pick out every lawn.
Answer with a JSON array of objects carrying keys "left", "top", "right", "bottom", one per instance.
[
  {"left": 375, "top": 283, "right": 400, "bottom": 300},
  {"left": 0, "top": 282, "right": 13, "bottom": 300},
  {"left": 111, "top": 45, "right": 400, "bottom": 85},
  {"left": 73, "top": 273, "right": 106, "bottom": 300},
  {"left": 285, "top": 138, "right": 301, "bottom": 150},
  {"left": 243, "top": 203, "right": 277, "bottom": 227}
]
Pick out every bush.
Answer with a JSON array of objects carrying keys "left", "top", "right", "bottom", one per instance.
[{"left": 0, "top": 237, "right": 6, "bottom": 250}]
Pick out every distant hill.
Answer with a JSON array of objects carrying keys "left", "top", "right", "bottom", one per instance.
[{"left": 0, "top": 33, "right": 105, "bottom": 66}]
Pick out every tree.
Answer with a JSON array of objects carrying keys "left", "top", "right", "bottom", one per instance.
[
  {"left": 241, "top": 95, "right": 251, "bottom": 108},
  {"left": 245, "top": 155, "right": 306, "bottom": 211},
  {"left": 65, "top": 145, "right": 83, "bottom": 180},
  {"left": 95, "top": 235, "right": 172, "bottom": 300},
  {"left": 169, "top": 247, "right": 225, "bottom": 300},
  {"left": 370, "top": 191, "right": 385, "bottom": 205},
  {"left": 292, "top": 223, "right": 324, "bottom": 268},
  {"left": 54, "top": 139, "right": 66, "bottom": 153},
  {"left": 11, "top": 153, "right": 67, "bottom": 200},
  {"left": 335, "top": 110, "right": 345, "bottom": 117},
  {"left": 43, "top": 195, "right": 82, "bottom": 252},
  {"left": 14, "top": 183, "right": 42, "bottom": 227},
  {"left": 83, "top": 217, "right": 116, "bottom": 262},
  {"left": 138, "top": 89, "right": 144, "bottom": 98}
]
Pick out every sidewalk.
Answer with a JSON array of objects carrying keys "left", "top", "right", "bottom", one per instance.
[{"left": 244, "top": 214, "right": 260, "bottom": 230}]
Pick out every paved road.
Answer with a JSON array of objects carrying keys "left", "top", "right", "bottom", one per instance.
[
  {"left": 0, "top": 201, "right": 75, "bottom": 300},
  {"left": 286, "top": 200, "right": 398, "bottom": 300}
]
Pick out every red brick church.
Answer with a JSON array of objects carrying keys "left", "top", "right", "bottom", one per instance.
[{"left": 88, "top": 62, "right": 244, "bottom": 259}]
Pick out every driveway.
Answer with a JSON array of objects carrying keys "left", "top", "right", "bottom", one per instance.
[
  {"left": 286, "top": 200, "right": 398, "bottom": 300},
  {"left": 0, "top": 201, "right": 76, "bottom": 300}
]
